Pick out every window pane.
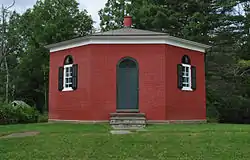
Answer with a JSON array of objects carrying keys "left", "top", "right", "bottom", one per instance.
[
  {"left": 119, "top": 59, "right": 137, "bottom": 68},
  {"left": 183, "top": 71, "right": 186, "bottom": 76},
  {"left": 182, "top": 55, "right": 191, "bottom": 64},
  {"left": 186, "top": 67, "right": 189, "bottom": 72},
  {"left": 182, "top": 77, "right": 189, "bottom": 83},
  {"left": 182, "top": 77, "right": 185, "bottom": 82},
  {"left": 185, "top": 77, "right": 188, "bottom": 83},
  {"left": 182, "top": 66, "right": 185, "bottom": 72},
  {"left": 63, "top": 66, "right": 73, "bottom": 89},
  {"left": 64, "top": 56, "right": 74, "bottom": 65}
]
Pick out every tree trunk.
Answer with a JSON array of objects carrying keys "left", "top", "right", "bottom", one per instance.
[
  {"left": 12, "top": 84, "right": 15, "bottom": 101},
  {"left": 4, "top": 56, "right": 9, "bottom": 103},
  {"left": 1, "top": 1, "right": 15, "bottom": 103},
  {"left": 44, "top": 68, "right": 47, "bottom": 112},
  {"left": 44, "top": 83, "right": 47, "bottom": 112}
]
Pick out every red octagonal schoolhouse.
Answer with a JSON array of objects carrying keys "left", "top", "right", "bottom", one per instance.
[{"left": 46, "top": 16, "right": 211, "bottom": 124}]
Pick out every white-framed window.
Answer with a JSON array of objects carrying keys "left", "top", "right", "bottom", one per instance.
[
  {"left": 58, "top": 55, "right": 78, "bottom": 92},
  {"left": 63, "top": 64, "right": 73, "bottom": 91},
  {"left": 62, "top": 55, "right": 74, "bottom": 91},
  {"left": 181, "top": 63, "right": 192, "bottom": 91},
  {"left": 177, "top": 55, "right": 195, "bottom": 91}
]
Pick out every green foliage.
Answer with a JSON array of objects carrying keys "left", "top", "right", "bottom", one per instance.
[
  {"left": 99, "top": 0, "right": 132, "bottom": 31},
  {"left": 99, "top": 0, "right": 213, "bottom": 43},
  {"left": 0, "top": 103, "right": 18, "bottom": 124},
  {"left": 0, "top": 103, "right": 39, "bottom": 125},
  {"left": 238, "top": 59, "right": 250, "bottom": 68},
  {"left": 217, "top": 96, "right": 250, "bottom": 124},
  {"left": 38, "top": 112, "right": 48, "bottom": 123},
  {"left": 0, "top": 0, "right": 94, "bottom": 114}
]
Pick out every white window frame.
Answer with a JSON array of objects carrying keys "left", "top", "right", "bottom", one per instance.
[
  {"left": 181, "top": 64, "right": 192, "bottom": 91},
  {"left": 62, "top": 64, "right": 73, "bottom": 92}
]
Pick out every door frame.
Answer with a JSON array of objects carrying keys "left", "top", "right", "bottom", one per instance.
[{"left": 116, "top": 57, "right": 139, "bottom": 113}]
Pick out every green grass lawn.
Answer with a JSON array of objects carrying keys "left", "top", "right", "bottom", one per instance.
[{"left": 1, "top": 123, "right": 250, "bottom": 160}]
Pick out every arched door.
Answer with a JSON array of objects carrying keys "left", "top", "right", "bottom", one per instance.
[{"left": 117, "top": 57, "right": 139, "bottom": 111}]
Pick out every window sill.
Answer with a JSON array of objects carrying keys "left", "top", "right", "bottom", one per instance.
[
  {"left": 62, "top": 88, "right": 73, "bottom": 92},
  {"left": 182, "top": 87, "right": 193, "bottom": 91}
]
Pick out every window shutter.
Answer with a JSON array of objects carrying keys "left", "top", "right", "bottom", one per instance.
[
  {"left": 58, "top": 67, "right": 64, "bottom": 91},
  {"left": 72, "top": 64, "right": 78, "bottom": 90},
  {"left": 191, "top": 66, "right": 196, "bottom": 90},
  {"left": 177, "top": 64, "right": 183, "bottom": 89}
]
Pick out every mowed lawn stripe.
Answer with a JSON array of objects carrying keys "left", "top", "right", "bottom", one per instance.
[{"left": 1, "top": 123, "right": 250, "bottom": 160}]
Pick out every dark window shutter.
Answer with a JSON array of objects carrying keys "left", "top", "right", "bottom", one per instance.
[
  {"left": 72, "top": 64, "right": 78, "bottom": 90},
  {"left": 191, "top": 66, "right": 196, "bottom": 90},
  {"left": 177, "top": 64, "right": 183, "bottom": 89},
  {"left": 58, "top": 67, "right": 64, "bottom": 91}
]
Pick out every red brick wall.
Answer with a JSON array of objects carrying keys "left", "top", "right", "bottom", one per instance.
[
  {"left": 49, "top": 43, "right": 206, "bottom": 121},
  {"left": 165, "top": 45, "right": 206, "bottom": 120},
  {"left": 49, "top": 44, "right": 167, "bottom": 120},
  {"left": 49, "top": 45, "right": 92, "bottom": 120}
]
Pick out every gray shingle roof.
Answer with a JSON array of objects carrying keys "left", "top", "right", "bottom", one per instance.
[
  {"left": 45, "top": 27, "right": 211, "bottom": 53},
  {"left": 93, "top": 28, "right": 168, "bottom": 36}
]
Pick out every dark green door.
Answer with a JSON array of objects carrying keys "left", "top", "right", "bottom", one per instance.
[{"left": 117, "top": 58, "right": 138, "bottom": 111}]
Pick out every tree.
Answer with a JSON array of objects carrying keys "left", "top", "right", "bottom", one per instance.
[
  {"left": 99, "top": 0, "right": 214, "bottom": 43},
  {"left": 10, "top": 0, "right": 94, "bottom": 113},
  {"left": 205, "top": 0, "right": 250, "bottom": 123},
  {"left": 0, "top": 0, "right": 16, "bottom": 103},
  {"left": 98, "top": 0, "right": 132, "bottom": 31}
]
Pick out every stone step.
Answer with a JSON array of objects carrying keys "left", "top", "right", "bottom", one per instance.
[
  {"left": 110, "top": 120, "right": 146, "bottom": 125},
  {"left": 110, "top": 112, "right": 145, "bottom": 117},
  {"left": 109, "top": 112, "right": 146, "bottom": 130},
  {"left": 110, "top": 117, "right": 146, "bottom": 120},
  {"left": 112, "top": 124, "right": 146, "bottom": 130}
]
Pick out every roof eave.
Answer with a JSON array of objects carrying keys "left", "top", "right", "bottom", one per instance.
[
  {"left": 166, "top": 35, "right": 211, "bottom": 51},
  {"left": 45, "top": 35, "right": 211, "bottom": 53}
]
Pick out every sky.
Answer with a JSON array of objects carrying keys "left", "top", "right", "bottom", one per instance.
[{"left": 0, "top": 0, "right": 107, "bottom": 28}]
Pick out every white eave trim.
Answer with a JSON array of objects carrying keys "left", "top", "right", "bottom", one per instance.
[{"left": 47, "top": 35, "right": 211, "bottom": 53}]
